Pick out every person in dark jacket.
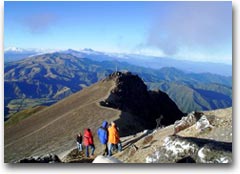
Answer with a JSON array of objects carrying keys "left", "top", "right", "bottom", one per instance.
[
  {"left": 76, "top": 133, "right": 83, "bottom": 151},
  {"left": 83, "top": 128, "right": 95, "bottom": 157},
  {"left": 97, "top": 121, "right": 108, "bottom": 156}
]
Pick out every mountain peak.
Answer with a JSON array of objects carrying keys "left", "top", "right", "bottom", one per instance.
[
  {"left": 101, "top": 71, "right": 184, "bottom": 130},
  {"left": 82, "top": 48, "right": 94, "bottom": 52},
  {"left": 5, "top": 47, "right": 24, "bottom": 52},
  {"left": 66, "top": 49, "right": 76, "bottom": 52},
  {"left": 106, "top": 71, "right": 134, "bottom": 80}
]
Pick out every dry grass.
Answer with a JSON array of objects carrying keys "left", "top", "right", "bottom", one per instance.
[
  {"left": 4, "top": 80, "right": 121, "bottom": 162},
  {"left": 5, "top": 106, "right": 47, "bottom": 128}
]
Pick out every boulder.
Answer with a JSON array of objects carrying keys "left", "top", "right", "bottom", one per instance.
[
  {"left": 174, "top": 111, "right": 207, "bottom": 134},
  {"left": 92, "top": 155, "right": 123, "bottom": 163},
  {"left": 174, "top": 112, "right": 195, "bottom": 134},
  {"left": 146, "top": 135, "right": 232, "bottom": 163},
  {"left": 18, "top": 154, "right": 61, "bottom": 163},
  {"left": 195, "top": 115, "right": 214, "bottom": 132}
]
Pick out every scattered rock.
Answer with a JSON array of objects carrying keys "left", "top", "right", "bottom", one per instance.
[
  {"left": 61, "top": 148, "right": 86, "bottom": 163},
  {"left": 197, "top": 144, "right": 232, "bottom": 163},
  {"left": 174, "top": 112, "right": 215, "bottom": 134},
  {"left": 195, "top": 115, "right": 214, "bottom": 132},
  {"left": 143, "top": 129, "right": 150, "bottom": 134},
  {"left": 128, "top": 144, "right": 139, "bottom": 156},
  {"left": 18, "top": 154, "right": 61, "bottom": 163},
  {"left": 92, "top": 155, "right": 123, "bottom": 163},
  {"left": 146, "top": 150, "right": 163, "bottom": 163},
  {"left": 146, "top": 135, "right": 232, "bottom": 163}
]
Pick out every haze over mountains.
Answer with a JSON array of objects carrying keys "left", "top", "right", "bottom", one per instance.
[
  {"left": 4, "top": 49, "right": 232, "bottom": 119},
  {"left": 4, "top": 47, "right": 58, "bottom": 62},
  {"left": 4, "top": 47, "right": 232, "bottom": 76}
]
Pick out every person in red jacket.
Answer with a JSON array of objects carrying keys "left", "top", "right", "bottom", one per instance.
[{"left": 83, "top": 128, "right": 95, "bottom": 157}]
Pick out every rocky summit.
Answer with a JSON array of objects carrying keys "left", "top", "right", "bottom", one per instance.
[{"left": 101, "top": 71, "right": 184, "bottom": 130}]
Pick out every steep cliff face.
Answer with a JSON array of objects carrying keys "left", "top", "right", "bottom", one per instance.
[{"left": 101, "top": 72, "right": 184, "bottom": 128}]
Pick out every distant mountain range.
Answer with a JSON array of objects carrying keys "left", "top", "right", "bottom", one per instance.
[
  {"left": 4, "top": 48, "right": 232, "bottom": 76},
  {"left": 4, "top": 52, "right": 232, "bottom": 118},
  {"left": 4, "top": 47, "right": 59, "bottom": 62},
  {"left": 4, "top": 48, "right": 38, "bottom": 62}
]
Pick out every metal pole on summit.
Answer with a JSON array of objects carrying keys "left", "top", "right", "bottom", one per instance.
[{"left": 156, "top": 115, "right": 163, "bottom": 130}]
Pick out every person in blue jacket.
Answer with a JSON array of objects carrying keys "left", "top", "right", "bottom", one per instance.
[{"left": 97, "top": 121, "right": 108, "bottom": 156}]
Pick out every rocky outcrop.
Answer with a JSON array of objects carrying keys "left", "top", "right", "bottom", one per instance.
[
  {"left": 18, "top": 154, "right": 61, "bottom": 163},
  {"left": 146, "top": 135, "right": 232, "bottom": 163},
  {"left": 174, "top": 111, "right": 215, "bottom": 134},
  {"left": 195, "top": 115, "right": 215, "bottom": 132},
  {"left": 101, "top": 71, "right": 184, "bottom": 128}
]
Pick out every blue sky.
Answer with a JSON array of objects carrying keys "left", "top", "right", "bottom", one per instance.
[{"left": 4, "top": 1, "right": 232, "bottom": 64}]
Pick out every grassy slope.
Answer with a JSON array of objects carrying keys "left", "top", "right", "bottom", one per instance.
[
  {"left": 6, "top": 98, "right": 56, "bottom": 115},
  {"left": 5, "top": 106, "right": 47, "bottom": 127},
  {"left": 147, "top": 81, "right": 232, "bottom": 113},
  {"left": 4, "top": 79, "right": 121, "bottom": 162}
]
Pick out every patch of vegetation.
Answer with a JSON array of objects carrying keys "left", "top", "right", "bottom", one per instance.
[
  {"left": 5, "top": 106, "right": 47, "bottom": 127},
  {"left": 6, "top": 98, "right": 57, "bottom": 116}
]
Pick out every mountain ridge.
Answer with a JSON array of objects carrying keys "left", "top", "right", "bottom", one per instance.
[
  {"left": 4, "top": 52, "right": 232, "bottom": 117},
  {"left": 4, "top": 72, "right": 183, "bottom": 162},
  {"left": 5, "top": 48, "right": 232, "bottom": 76}
]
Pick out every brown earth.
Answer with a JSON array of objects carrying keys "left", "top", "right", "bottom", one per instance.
[{"left": 4, "top": 79, "right": 125, "bottom": 162}]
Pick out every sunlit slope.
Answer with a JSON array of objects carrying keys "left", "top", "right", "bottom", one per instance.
[{"left": 4, "top": 79, "right": 120, "bottom": 162}]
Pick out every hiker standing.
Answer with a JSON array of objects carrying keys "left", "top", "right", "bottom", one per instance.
[
  {"left": 108, "top": 122, "right": 122, "bottom": 156},
  {"left": 97, "top": 121, "right": 109, "bottom": 156},
  {"left": 83, "top": 128, "right": 95, "bottom": 157},
  {"left": 76, "top": 133, "right": 83, "bottom": 151}
]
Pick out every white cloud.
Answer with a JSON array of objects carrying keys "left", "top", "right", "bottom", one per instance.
[
  {"left": 23, "top": 12, "right": 58, "bottom": 33},
  {"left": 143, "top": 1, "right": 232, "bottom": 63}
]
